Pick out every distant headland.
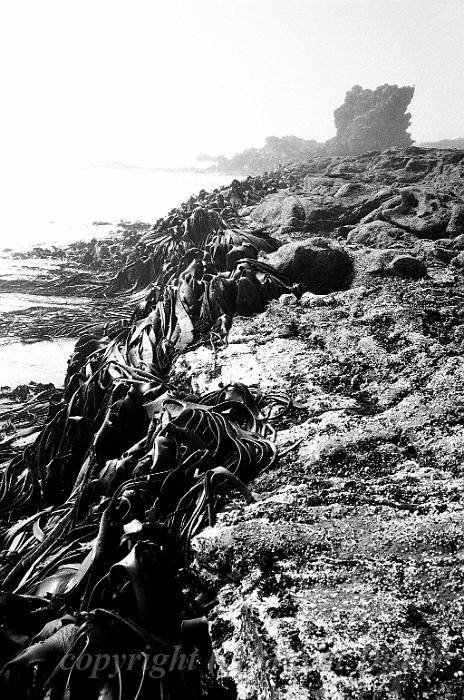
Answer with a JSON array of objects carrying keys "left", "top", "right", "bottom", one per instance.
[{"left": 199, "top": 84, "right": 463, "bottom": 175}]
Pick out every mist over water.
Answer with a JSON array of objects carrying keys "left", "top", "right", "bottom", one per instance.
[
  {"left": 0, "top": 164, "right": 233, "bottom": 384},
  {"left": 1, "top": 162, "right": 233, "bottom": 250}
]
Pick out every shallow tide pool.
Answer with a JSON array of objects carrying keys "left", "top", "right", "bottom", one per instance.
[{"left": 0, "top": 338, "right": 76, "bottom": 387}]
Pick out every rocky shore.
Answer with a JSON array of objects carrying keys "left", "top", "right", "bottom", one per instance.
[
  {"left": 174, "top": 146, "right": 464, "bottom": 698},
  {"left": 1, "top": 146, "right": 464, "bottom": 698}
]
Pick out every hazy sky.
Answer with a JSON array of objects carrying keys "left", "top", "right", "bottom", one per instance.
[{"left": 1, "top": 0, "right": 463, "bottom": 168}]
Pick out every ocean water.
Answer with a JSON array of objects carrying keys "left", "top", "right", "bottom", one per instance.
[
  {"left": 1, "top": 163, "right": 233, "bottom": 250},
  {"left": 0, "top": 338, "right": 77, "bottom": 387},
  {"left": 0, "top": 165, "right": 233, "bottom": 385}
]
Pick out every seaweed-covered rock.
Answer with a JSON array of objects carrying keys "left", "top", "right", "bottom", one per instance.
[
  {"left": 235, "top": 275, "right": 265, "bottom": 316},
  {"left": 226, "top": 244, "right": 257, "bottom": 270},
  {"left": 266, "top": 238, "right": 353, "bottom": 293}
]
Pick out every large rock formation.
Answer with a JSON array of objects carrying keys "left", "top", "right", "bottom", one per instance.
[
  {"left": 330, "top": 84, "right": 415, "bottom": 155},
  {"left": 199, "top": 135, "right": 325, "bottom": 175}
]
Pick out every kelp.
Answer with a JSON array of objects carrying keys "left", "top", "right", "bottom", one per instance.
[
  {"left": 0, "top": 377, "right": 280, "bottom": 696},
  {"left": 107, "top": 196, "right": 281, "bottom": 296},
  {"left": 0, "top": 176, "right": 300, "bottom": 699},
  {"left": 0, "top": 385, "right": 63, "bottom": 466},
  {"left": 0, "top": 298, "right": 132, "bottom": 341}
]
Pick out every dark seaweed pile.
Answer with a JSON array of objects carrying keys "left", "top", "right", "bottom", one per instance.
[{"left": 0, "top": 184, "right": 298, "bottom": 699}]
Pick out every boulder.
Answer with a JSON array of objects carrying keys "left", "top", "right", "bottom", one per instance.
[
  {"left": 451, "top": 252, "right": 464, "bottom": 271},
  {"left": 334, "top": 182, "right": 368, "bottom": 199},
  {"left": 280, "top": 196, "right": 306, "bottom": 232},
  {"left": 387, "top": 255, "right": 428, "bottom": 279},
  {"left": 446, "top": 203, "right": 464, "bottom": 236},
  {"left": 278, "top": 293, "right": 298, "bottom": 306},
  {"left": 363, "top": 248, "right": 406, "bottom": 275},
  {"left": 266, "top": 238, "right": 353, "bottom": 293},
  {"left": 251, "top": 191, "right": 303, "bottom": 231},
  {"left": 347, "top": 220, "right": 415, "bottom": 248},
  {"left": 299, "top": 291, "right": 319, "bottom": 306},
  {"left": 432, "top": 233, "right": 464, "bottom": 263}
]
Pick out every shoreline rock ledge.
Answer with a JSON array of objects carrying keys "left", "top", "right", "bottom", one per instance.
[
  {"left": 2, "top": 146, "right": 464, "bottom": 699},
  {"left": 180, "top": 147, "right": 464, "bottom": 699}
]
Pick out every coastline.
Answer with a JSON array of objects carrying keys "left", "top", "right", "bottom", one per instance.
[{"left": 1, "top": 148, "right": 464, "bottom": 697}]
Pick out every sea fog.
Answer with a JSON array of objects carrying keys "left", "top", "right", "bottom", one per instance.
[
  {"left": 0, "top": 162, "right": 233, "bottom": 386},
  {"left": 1, "top": 161, "right": 232, "bottom": 250}
]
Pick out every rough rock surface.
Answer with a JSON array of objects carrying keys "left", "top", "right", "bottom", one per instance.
[
  {"left": 330, "top": 84, "right": 415, "bottom": 155},
  {"left": 266, "top": 238, "right": 354, "bottom": 293},
  {"left": 171, "top": 148, "right": 464, "bottom": 699},
  {"left": 250, "top": 148, "right": 464, "bottom": 243},
  {"left": 346, "top": 220, "right": 415, "bottom": 248},
  {"left": 447, "top": 203, "right": 464, "bottom": 236},
  {"left": 387, "top": 255, "right": 428, "bottom": 279}
]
